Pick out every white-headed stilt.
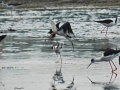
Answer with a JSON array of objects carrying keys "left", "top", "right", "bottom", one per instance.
[
  {"left": 95, "top": 17, "right": 117, "bottom": 36},
  {"left": 87, "top": 48, "right": 120, "bottom": 81}
]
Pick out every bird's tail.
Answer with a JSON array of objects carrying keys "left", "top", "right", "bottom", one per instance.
[{"left": 116, "top": 50, "right": 120, "bottom": 53}]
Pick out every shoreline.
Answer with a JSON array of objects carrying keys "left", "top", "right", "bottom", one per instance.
[
  {"left": 0, "top": 1, "right": 120, "bottom": 10},
  {"left": 0, "top": 5, "right": 120, "bottom": 11}
]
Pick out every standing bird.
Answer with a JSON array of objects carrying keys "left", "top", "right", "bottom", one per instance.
[
  {"left": 1, "top": 1, "right": 22, "bottom": 16},
  {"left": 87, "top": 48, "right": 120, "bottom": 74},
  {"left": 95, "top": 17, "right": 117, "bottom": 36},
  {"left": 48, "top": 22, "right": 75, "bottom": 49},
  {"left": 52, "top": 41, "right": 63, "bottom": 64}
]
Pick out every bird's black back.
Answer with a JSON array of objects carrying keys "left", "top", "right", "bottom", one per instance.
[
  {"left": 95, "top": 19, "right": 113, "bottom": 24},
  {"left": 56, "top": 22, "right": 60, "bottom": 29},
  {"left": 58, "top": 22, "right": 74, "bottom": 35},
  {"left": 103, "top": 48, "right": 120, "bottom": 56},
  {"left": 8, "top": 3, "right": 22, "bottom": 6}
]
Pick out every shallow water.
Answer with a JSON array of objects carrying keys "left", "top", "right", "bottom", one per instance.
[{"left": 0, "top": 8, "right": 120, "bottom": 90}]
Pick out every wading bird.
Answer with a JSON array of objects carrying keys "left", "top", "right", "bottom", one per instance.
[
  {"left": 1, "top": 1, "right": 22, "bottom": 16},
  {"left": 87, "top": 48, "right": 120, "bottom": 78},
  {"left": 48, "top": 22, "right": 75, "bottom": 49},
  {"left": 95, "top": 17, "right": 117, "bottom": 36}
]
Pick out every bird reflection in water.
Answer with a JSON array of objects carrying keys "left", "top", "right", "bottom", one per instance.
[
  {"left": 0, "top": 81, "right": 5, "bottom": 90},
  {"left": 66, "top": 76, "right": 76, "bottom": 90},
  {"left": 52, "top": 41, "right": 64, "bottom": 64},
  {"left": 50, "top": 81, "right": 57, "bottom": 90},
  {"left": 49, "top": 64, "right": 65, "bottom": 90},
  {"left": 52, "top": 64, "right": 65, "bottom": 84},
  {"left": 87, "top": 77, "right": 119, "bottom": 90}
]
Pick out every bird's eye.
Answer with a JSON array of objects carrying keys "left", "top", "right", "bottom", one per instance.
[{"left": 91, "top": 59, "right": 94, "bottom": 62}]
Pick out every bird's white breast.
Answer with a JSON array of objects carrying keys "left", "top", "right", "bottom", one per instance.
[{"left": 101, "top": 54, "right": 118, "bottom": 61}]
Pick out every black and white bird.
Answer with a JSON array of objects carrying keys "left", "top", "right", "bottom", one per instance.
[
  {"left": 87, "top": 48, "right": 120, "bottom": 74},
  {"left": 52, "top": 41, "right": 63, "bottom": 64},
  {"left": 95, "top": 17, "right": 118, "bottom": 36},
  {"left": 1, "top": 1, "right": 22, "bottom": 16},
  {"left": 48, "top": 22, "right": 75, "bottom": 49}
]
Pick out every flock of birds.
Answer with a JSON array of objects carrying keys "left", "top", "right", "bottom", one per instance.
[
  {"left": 0, "top": 0, "right": 120, "bottom": 89},
  {"left": 47, "top": 18, "right": 119, "bottom": 89},
  {"left": 48, "top": 16, "right": 119, "bottom": 82}
]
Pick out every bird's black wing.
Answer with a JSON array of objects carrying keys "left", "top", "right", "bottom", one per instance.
[
  {"left": 0, "top": 35, "right": 6, "bottom": 42},
  {"left": 95, "top": 19, "right": 113, "bottom": 24},
  {"left": 103, "top": 48, "right": 116, "bottom": 56},
  {"left": 8, "top": 3, "right": 22, "bottom": 6},
  {"left": 58, "top": 22, "right": 75, "bottom": 36},
  {"left": 56, "top": 22, "right": 60, "bottom": 30}
]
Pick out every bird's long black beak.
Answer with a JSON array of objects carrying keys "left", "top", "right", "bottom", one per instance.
[{"left": 86, "top": 62, "right": 92, "bottom": 69}]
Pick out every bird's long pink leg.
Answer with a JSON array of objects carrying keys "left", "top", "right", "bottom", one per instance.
[
  {"left": 109, "top": 61, "right": 113, "bottom": 71},
  {"left": 112, "top": 71, "right": 117, "bottom": 82},
  {"left": 101, "top": 27, "right": 106, "bottom": 33},
  {"left": 109, "top": 61, "right": 117, "bottom": 72},
  {"left": 109, "top": 72, "right": 117, "bottom": 82},
  {"left": 111, "top": 61, "right": 117, "bottom": 72},
  {"left": 105, "top": 27, "right": 108, "bottom": 36},
  {"left": 109, "top": 61, "right": 117, "bottom": 82},
  {"left": 109, "top": 72, "right": 113, "bottom": 82}
]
